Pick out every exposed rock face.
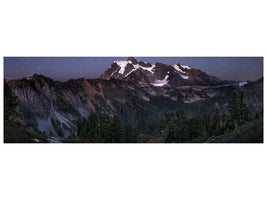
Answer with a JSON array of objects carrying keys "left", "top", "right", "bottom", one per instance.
[{"left": 7, "top": 59, "right": 263, "bottom": 140}]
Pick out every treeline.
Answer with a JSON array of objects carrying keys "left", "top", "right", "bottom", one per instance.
[
  {"left": 4, "top": 81, "right": 18, "bottom": 123},
  {"left": 77, "top": 92, "right": 262, "bottom": 143},
  {"left": 76, "top": 113, "right": 137, "bottom": 143},
  {"left": 163, "top": 92, "right": 262, "bottom": 143}
]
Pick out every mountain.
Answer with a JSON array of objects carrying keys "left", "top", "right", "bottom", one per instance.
[
  {"left": 100, "top": 57, "right": 226, "bottom": 87},
  {"left": 225, "top": 80, "right": 238, "bottom": 84},
  {"left": 5, "top": 58, "right": 263, "bottom": 142},
  {"left": 7, "top": 74, "right": 159, "bottom": 138}
]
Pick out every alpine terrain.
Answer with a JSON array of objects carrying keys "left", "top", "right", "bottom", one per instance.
[{"left": 4, "top": 57, "right": 263, "bottom": 143}]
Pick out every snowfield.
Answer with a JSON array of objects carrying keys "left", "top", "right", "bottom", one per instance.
[
  {"left": 133, "top": 64, "right": 155, "bottom": 73},
  {"left": 181, "top": 65, "right": 191, "bottom": 69},
  {"left": 151, "top": 74, "right": 170, "bottom": 87},
  {"left": 173, "top": 65, "right": 186, "bottom": 73},
  {"left": 114, "top": 60, "right": 133, "bottom": 74},
  {"left": 239, "top": 81, "right": 248, "bottom": 86},
  {"left": 113, "top": 60, "right": 156, "bottom": 77},
  {"left": 181, "top": 75, "right": 189, "bottom": 79}
]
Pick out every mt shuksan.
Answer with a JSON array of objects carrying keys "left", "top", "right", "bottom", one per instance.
[{"left": 100, "top": 57, "right": 225, "bottom": 87}]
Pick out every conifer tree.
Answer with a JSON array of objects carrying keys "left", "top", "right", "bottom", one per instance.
[
  {"left": 166, "top": 110, "right": 189, "bottom": 142},
  {"left": 99, "top": 113, "right": 112, "bottom": 142},
  {"left": 76, "top": 118, "right": 82, "bottom": 136},
  {"left": 4, "top": 81, "right": 18, "bottom": 123},
  {"left": 212, "top": 109, "right": 222, "bottom": 135},
  {"left": 238, "top": 92, "right": 249, "bottom": 125},
  {"left": 228, "top": 92, "right": 240, "bottom": 128},
  {"left": 111, "top": 116, "right": 125, "bottom": 143},
  {"left": 88, "top": 112, "right": 101, "bottom": 142},
  {"left": 124, "top": 125, "right": 136, "bottom": 143}
]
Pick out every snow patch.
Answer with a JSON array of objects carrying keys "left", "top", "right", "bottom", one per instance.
[
  {"left": 239, "top": 81, "right": 248, "bottom": 86},
  {"left": 114, "top": 60, "right": 156, "bottom": 76},
  {"left": 114, "top": 60, "right": 132, "bottom": 74},
  {"left": 47, "top": 136, "right": 61, "bottom": 143},
  {"left": 151, "top": 74, "right": 170, "bottom": 87},
  {"left": 148, "top": 90, "right": 156, "bottom": 96},
  {"left": 134, "top": 64, "right": 155, "bottom": 73},
  {"left": 54, "top": 111, "right": 71, "bottom": 128},
  {"left": 171, "top": 96, "right": 178, "bottom": 101},
  {"left": 181, "top": 65, "right": 191, "bottom": 69},
  {"left": 32, "top": 138, "right": 41, "bottom": 143},
  {"left": 181, "top": 75, "right": 189, "bottom": 79},
  {"left": 164, "top": 93, "right": 170, "bottom": 97},
  {"left": 110, "top": 71, "right": 116, "bottom": 76},
  {"left": 207, "top": 92, "right": 217, "bottom": 98},
  {"left": 184, "top": 96, "right": 204, "bottom": 103},
  {"left": 173, "top": 65, "right": 186, "bottom": 73},
  {"left": 124, "top": 68, "right": 137, "bottom": 77},
  {"left": 142, "top": 96, "right": 150, "bottom": 102},
  {"left": 124, "top": 64, "right": 156, "bottom": 77}
]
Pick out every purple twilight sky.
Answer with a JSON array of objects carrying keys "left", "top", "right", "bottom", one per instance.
[{"left": 4, "top": 57, "right": 263, "bottom": 82}]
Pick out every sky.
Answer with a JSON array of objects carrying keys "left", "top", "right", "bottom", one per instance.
[{"left": 4, "top": 57, "right": 263, "bottom": 82}]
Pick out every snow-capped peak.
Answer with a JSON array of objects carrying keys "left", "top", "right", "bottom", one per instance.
[
  {"left": 113, "top": 59, "right": 156, "bottom": 77},
  {"left": 124, "top": 64, "right": 156, "bottom": 77}
]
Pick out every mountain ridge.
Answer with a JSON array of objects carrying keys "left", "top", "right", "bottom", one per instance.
[{"left": 100, "top": 57, "right": 226, "bottom": 87}]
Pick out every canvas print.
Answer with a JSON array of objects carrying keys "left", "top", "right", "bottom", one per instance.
[{"left": 4, "top": 57, "right": 263, "bottom": 143}]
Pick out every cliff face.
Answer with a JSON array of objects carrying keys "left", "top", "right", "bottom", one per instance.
[
  {"left": 8, "top": 75, "right": 159, "bottom": 137},
  {"left": 8, "top": 76, "right": 86, "bottom": 137}
]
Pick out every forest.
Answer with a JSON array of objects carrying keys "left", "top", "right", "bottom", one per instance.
[
  {"left": 75, "top": 113, "right": 137, "bottom": 143},
  {"left": 74, "top": 92, "right": 263, "bottom": 143}
]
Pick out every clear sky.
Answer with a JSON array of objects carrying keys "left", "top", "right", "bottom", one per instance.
[{"left": 4, "top": 57, "right": 263, "bottom": 82}]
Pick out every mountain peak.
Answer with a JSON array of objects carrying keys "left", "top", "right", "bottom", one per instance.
[
  {"left": 25, "top": 73, "right": 39, "bottom": 80},
  {"left": 23, "top": 74, "right": 54, "bottom": 85},
  {"left": 126, "top": 57, "right": 138, "bottom": 64},
  {"left": 100, "top": 58, "right": 225, "bottom": 87}
]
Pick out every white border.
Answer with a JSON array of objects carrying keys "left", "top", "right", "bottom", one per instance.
[{"left": 0, "top": 1, "right": 266, "bottom": 200}]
